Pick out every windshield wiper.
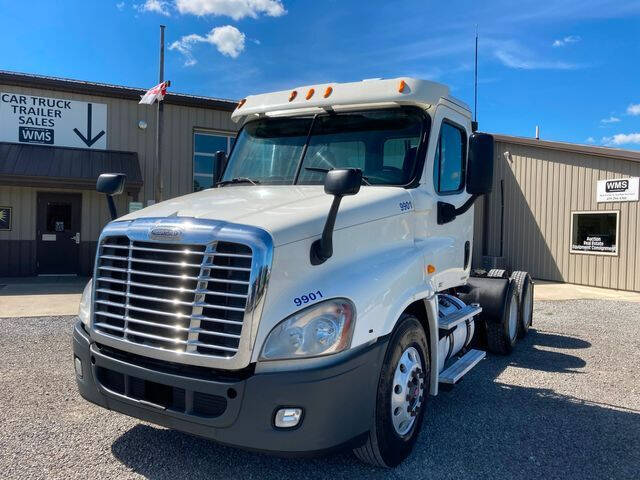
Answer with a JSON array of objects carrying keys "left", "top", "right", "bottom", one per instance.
[
  {"left": 304, "top": 167, "right": 371, "bottom": 185},
  {"left": 216, "top": 177, "right": 261, "bottom": 187}
]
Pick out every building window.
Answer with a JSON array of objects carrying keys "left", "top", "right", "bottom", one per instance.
[
  {"left": 570, "top": 211, "right": 619, "bottom": 256},
  {"left": 433, "top": 121, "right": 465, "bottom": 194},
  {"left": 193, "top": 131, "right": 234, "bottom": 192}
]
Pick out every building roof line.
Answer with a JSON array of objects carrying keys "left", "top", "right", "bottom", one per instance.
[
  {"left": 0, "top": 70, "right": 237, "bottom": 112},
  {"left": 493, "top": 133, "right": 640, "bottom": 164}
]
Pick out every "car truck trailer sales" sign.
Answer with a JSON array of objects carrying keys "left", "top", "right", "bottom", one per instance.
[
  {"left": 0, "top": 92, "right": 107, "bottom": 149},
  {"left": 597, "top": 177, "right": 639, "bottom": 203}
]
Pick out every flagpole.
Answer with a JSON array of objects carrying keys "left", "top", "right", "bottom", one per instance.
[{"left": 155, "top": 24, "right": 166, "bottom": 203}]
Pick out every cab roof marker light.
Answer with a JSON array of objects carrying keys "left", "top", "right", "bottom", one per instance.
[
  {"left": 306, "top": 88, "right": 315, "bottom": 100},
  {"left": 289, "top": 90, "right": 297, "bottom": 102},
  {"left": 398, "top": 80, "right": 407, "bottom": 93},
  {"left": 324, "top": 86, "right": 333, "bottom": 98},
  {"left": 237, "top": 98, "right": 246, "bottom": 108}
]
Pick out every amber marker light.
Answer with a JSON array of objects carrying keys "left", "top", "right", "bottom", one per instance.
[
  {"left": 306, "top": 88, "right": 315, "bottom": 100},
  {"left": 237, "top": 98, "right": 246, "bottom": 108},
  {"left": 398, "top": 79, "right": 407, "bottom": 93},
  {"left": 324, "top": 86, "right": 333, "bottom": 98},
  {"left": 289, "top": 90, "right": 298, "bottom": 102},
  {"left": 427, "top": 264, "right": 436, "bottom": 274}
]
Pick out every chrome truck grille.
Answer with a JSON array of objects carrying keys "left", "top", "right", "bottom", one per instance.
[{"left": 90, "top": 218, "right": 273, "bottom": 370}]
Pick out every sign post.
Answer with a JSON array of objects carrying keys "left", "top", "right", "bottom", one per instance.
[{"left": 156, "top": 24, "right": 166, "bottom": 203}]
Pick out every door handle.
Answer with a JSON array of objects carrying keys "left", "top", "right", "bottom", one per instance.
[{"left": 71, "top": 232, "right": 80, "bottom": 244}]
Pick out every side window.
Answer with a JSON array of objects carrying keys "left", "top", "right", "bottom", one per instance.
[{"left": 433, "top": 122, "right": 465, "bottom": 193}]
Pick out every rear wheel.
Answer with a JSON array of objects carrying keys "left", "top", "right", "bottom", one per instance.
[
  {"left": 510, "top": 271, "right": 534, "bottom": 338},
  {"left": 353, "top": 314, "right": 429, "bottom": 468},
  {"left": 486, "top": 281, "right": 519, "bottom": 355}
]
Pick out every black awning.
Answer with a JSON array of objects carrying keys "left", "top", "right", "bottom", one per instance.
[{"left": 0, "top": 142, "right": 142, "bottom": 193}]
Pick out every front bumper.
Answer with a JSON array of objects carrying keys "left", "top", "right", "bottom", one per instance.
[{"left": 73, "top": 320, "right": 388, "bottom": 455}]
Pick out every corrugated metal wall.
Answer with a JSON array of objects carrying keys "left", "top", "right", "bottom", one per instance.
[
  {"left": 0, "top": 185, "right": 130, "bottom": 275},
  {"left": 0, "top": 83, "right": 238, "bottom": 244},
  {"left": 0, "top": 186, "right": 128, "bottom": 241},
  {"left": 474, "top": 140, "right": 640, "bottom": 292}
]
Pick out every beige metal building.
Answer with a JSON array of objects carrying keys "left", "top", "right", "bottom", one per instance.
[
  {"left": 0, "top": 71, "right": 237, "bottom": 276},
  {"left": 2, "top": 70, "right": 639, "bottom": 293},
  {"left": 474, "top": 135, "right": 640, "bottom": 292}
]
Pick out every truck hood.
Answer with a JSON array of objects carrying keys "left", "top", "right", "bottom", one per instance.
[{"left": 118, "top": 185, "right": 412, "bottom": 246}]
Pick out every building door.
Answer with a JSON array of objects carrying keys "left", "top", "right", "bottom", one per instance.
[{"left": 36, "top": 192, "right": 82, "bottom": 275}]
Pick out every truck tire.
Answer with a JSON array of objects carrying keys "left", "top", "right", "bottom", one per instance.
[
  {"left": 353, "top": 314, "right": 429, "bottom": 468},
  {"left": 486, "top": 280, "right": 519, "bottom": 355},
  {"left": 510, "top": 271, "right": 534, "bottom": 338},
  {"left": 487, "top": 268, "right": 508, "bottom": 278}
]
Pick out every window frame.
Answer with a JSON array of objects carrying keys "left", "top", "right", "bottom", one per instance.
[
  {"left": 192, "top": 129, "right": 235, "bottom": 192},
  {"left": 433, "top": 119, "right": 467, "bottom": 196},
  {"left": 569, "top": 210, "right": 620, "bottom": 256}
]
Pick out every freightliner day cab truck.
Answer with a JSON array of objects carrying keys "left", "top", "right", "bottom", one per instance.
[{"left": 74, "top": 77, "right": 534, "bottom": 467}]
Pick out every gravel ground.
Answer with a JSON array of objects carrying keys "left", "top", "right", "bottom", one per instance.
[{"left": 1, "top": 300, "right": 639, "bottom": 479}]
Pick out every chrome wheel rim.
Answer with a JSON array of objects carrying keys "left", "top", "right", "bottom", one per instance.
[
  {"left": 522, "top": 287, "right": 533, "bottom": 328},
  {"left": 508, "top": 294, "right": 518, "bottom": 342},
  {"left": 390, "top": 346, "right": 425, "bottom": 436}
]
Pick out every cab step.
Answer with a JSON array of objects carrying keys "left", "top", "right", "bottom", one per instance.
[
  {"left": 439, "top": 349, "right": 486, "bottom": 384},
  {"left": 438, "top": 304, "right": 482, "bottom": 334}
]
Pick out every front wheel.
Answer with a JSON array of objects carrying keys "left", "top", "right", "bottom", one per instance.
[{"left": 353, "top": 314, "right": 430, "bottom": 468}]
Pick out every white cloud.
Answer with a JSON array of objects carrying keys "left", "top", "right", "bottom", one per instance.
[
  {"left": 116, "top": 2, "right": 126, "bottom": 10},
  {"left": 170, "top": 25, "right": 246, "bottom": 65},
  {"left": 210, "top": 25, "right": 246, "bottom": 57},
  {"left": 494, "top": 48, "right": 578, "bottom": 70},
  {"left": 627, "top": 104, "right": 640, "bottom": 116},
  {"left": 136, "top": 0, "right": 171, "bottom": 15},
  {"left": 175, "top": 0, "right": 286, "bottom": 20},
  {"left": 602, "top": 133, "right": 640, "bottom": 146},
  {"left": 552, "top": 35, "right": 581, "bottom": 47},
  {"left": 586, "top": 137, "right": 595, "bottom": 143},
  {"left": 600, "top": 116, "right": 620, "bottom": 124}
]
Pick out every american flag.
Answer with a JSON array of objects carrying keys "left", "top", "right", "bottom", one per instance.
[{"left": 139, "top": 81, "right": 169, "bottom": 105}]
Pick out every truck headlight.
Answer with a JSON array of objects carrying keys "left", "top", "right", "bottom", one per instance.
[
  {"left": 260, "top": 298, "right": 356, "bottom": 360},
  {"left": 78, "top": 279, "right": 93, "bottom": 327}
]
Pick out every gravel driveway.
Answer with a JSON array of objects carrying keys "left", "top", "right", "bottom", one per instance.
[{"left": 1, "top": 300, "right": 639, "bottom": 479}]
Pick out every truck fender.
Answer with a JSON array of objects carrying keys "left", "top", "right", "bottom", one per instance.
[{"left": 422, "top": 295, "right": 440, "bottom": 396}]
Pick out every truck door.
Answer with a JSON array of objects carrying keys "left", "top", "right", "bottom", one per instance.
[{"left": 423, "top": 104, "right": 473, "bottom": 290}]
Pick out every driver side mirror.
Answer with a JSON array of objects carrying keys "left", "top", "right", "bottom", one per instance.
[
  {"left": 97, "top": 173, "right": 126, "bottom": 220},
  {"left": 214, "top": 150, "right": 228, "bottom": 183},
  {"left": 466, "top": 132, "right": 494, "bottom": 195},
  {"left": 324, "top": 168, "right": 362, "bottom": 197},
  {"left": 310, "top": 168, "right": 362, "bottom": 265}
]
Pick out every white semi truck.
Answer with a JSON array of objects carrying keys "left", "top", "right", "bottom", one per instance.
[{"left": 74, "top": 77, "right": 534, "bottom": 467}]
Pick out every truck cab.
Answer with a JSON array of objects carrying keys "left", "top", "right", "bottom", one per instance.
[{"left": 73, "top": 77, "right": 533, "bottom": 467}]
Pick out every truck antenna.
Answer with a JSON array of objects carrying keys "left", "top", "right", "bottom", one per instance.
[{"left": 473, "top": 25, "right": 478, "bottom": 131}]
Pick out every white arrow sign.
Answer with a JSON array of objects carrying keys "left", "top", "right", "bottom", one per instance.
[{"left": 0, "top": 92, "right": 107, "bottom": 149}]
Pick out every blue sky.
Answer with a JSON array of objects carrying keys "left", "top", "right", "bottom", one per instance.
[{"left": 2, "top": 0, "right": 640, "bottom": 149}]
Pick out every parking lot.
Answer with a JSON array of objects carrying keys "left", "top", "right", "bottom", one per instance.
[{"left": 1, "top": 299, "right": 639, "bottom": 480}]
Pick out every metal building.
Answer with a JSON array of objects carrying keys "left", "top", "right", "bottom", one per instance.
[
  {"left": 2, "top": 71, "right": 639, "bottom": 293},
  {"left": 474, "top": 135, "right": 640, "bottom": 292},
  {"left": 0, "top": 71, "right": 237, "bottom": 276}
]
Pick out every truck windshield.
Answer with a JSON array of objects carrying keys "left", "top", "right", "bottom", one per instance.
[{"left": 222, "top": 108, "right": 427, "bottom": 186}]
